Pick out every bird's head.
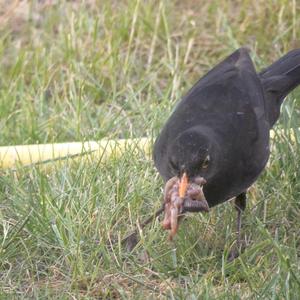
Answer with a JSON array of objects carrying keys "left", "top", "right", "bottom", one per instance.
[
  {"left": 161, "top": 126, "right": 217, "bottom": 238},
  {"left": 167, "top": 127, "right": 219, "bottom": 194}
]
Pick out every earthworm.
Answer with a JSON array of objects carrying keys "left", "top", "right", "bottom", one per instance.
[{"left": 183, "top": 198, "right": 209, "bottom": 212}]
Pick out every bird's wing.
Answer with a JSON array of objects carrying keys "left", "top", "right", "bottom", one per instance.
[{"left": 183, "top": 48, "right": 254, "bottom": 99}]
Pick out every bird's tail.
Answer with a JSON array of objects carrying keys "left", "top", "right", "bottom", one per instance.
[{"left": 259, "top": 49, "right": 300, "bottom": 126}]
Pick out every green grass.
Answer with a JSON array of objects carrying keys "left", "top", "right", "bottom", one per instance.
[{"left": 1, "top": 0, "right": 300, "bottom": 298}]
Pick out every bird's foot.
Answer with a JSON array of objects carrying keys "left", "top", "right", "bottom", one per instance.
[
  {"left": 227, "top": 241, "right": 246, "bottom": 262},
  {"left": 228, "top": 247, "right": 240, "bottom": 262},
  {"left": 122, "top": 231, "right": 139, "bottom": 252},
  {"left": 162, "top": 176, "right": 209, "bottom": 240}
]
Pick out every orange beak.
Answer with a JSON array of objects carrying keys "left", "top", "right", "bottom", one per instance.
[{"left": 179, "top": 172, "right": 189, "bottom": 198}]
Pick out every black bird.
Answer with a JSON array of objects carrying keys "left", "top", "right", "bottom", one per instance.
[{"left": 153, "top": 48, "right": 300, "bottom": 256}]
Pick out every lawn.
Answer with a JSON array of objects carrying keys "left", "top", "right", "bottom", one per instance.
[{"left": 1, "top": 0, "right": 300, "bottom": 298}]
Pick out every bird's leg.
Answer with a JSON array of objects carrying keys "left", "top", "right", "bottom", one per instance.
[
  {"left": 235, "top": 192, "right": 247, "bottom": 250},
  {"left": 228, "top": 192, "right": 247, "bottom": 261}
]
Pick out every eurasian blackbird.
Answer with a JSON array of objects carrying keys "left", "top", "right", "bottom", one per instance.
[{"left": 153, "top": 48, "right": 300, "bottom": 256}]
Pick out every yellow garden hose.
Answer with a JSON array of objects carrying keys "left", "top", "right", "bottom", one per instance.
[
  {"left": 0, "top": 129, "right": 296, "bottom": 170},
  {"left": 0, "top": 138, "right": 151, "bottom": 169}
]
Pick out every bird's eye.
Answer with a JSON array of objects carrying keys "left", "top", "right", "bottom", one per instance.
[{"left": 202, "top": 155, "right": 210, "bottom": 169}]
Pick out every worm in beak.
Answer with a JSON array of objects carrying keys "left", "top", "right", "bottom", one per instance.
[{"left": 162, "top": 174, "right": 209, "bottom": 240}]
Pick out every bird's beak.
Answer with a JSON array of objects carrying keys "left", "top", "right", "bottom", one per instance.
[{"left": 179, "top": 172, "right": 189, "bottom": 198}]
